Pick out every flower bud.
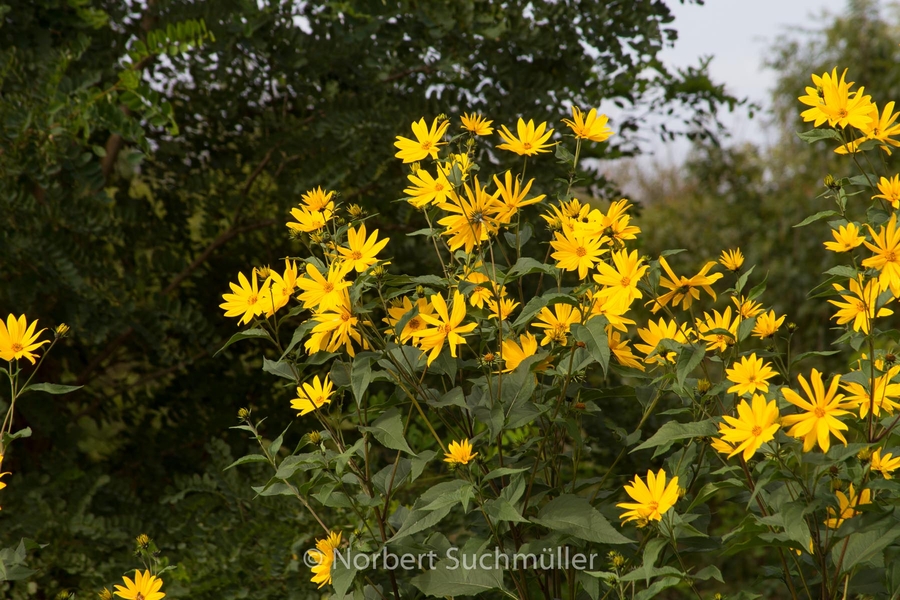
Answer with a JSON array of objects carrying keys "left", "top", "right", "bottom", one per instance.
[
  {"left": 98, "top": 589, "right": 114, "bottom": 600},
  {"left": 308, "top": 431, "right": 322, "bottom": 444},
  {"left": 697, "top": 378, "right": 711, "bottom": 394},
  {"left": 135, "top": 533, "right": 151, "bottom": 549},
  {"left": 55, "top": 323, "right": 70, "bottom": 338},
  {"left": 237, "top": 407, "right": 251, "bottom": 421},
  {"left": 347, "top": 204, "right": 366, "bottom": 219},
  {"left": 255, "top": 265, "right": 272, "bottom": 280}
]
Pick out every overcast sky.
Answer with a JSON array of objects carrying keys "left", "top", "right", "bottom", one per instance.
[{"left": 644, "top": 0, "right": 848, "bottom": 159}]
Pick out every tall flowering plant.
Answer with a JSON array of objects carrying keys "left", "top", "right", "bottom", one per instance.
[{"left": 219, "top": 74, "right": 900, "bottom": 600}]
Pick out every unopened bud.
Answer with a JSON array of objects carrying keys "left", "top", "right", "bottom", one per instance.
[
  {"left": 308, "top": 431, "right": 322, "bottom": 444},
  {"left": 135, "top": 533, "right": 150, "bottom": 549},
  {"left": 237, "top": 407, "right": 251, "bottom": 421},
  {"left": 55, "top": 323, "right": 70, "bottom": 338},
  {"left": 697, "top": 378, "right": 711, "bottom": 394}
]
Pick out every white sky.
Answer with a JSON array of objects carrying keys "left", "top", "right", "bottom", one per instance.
[{"left": 644, "top": 0, "right": 848, "bottom": 160}]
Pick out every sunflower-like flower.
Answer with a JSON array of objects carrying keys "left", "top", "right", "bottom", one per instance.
[
  {"left": 617, "top": 469, "right": 679, "bottom": 525},
  {"left": 299, "top": 187, "right": 335, "bottom": 212},
  {"left": 337, "top": 224, "right": 390, "bottom": 273},
  {"left": 752, "top": 310, "right": 785, "bottom": 339},
  {"left": 824, "top": 484, "right": 871, "bottom": 529},
  {"left": 383, "top": 297, "right": 434, "bottom": 343},
  {"left": 725, "top": 353, "right": 777, "bottom": 396},
  {"left": 841, "top": 365, "right": 900, "bottom": 419},
  {"left": 493, "top": 171, "right": 545, "bottom": 224},
  {"left": 561, "top": 106, "right": 613, "bottom": 142},
  {"left": 593, "top": 249, "right": 648, "bottom": 311},
  {"left": 308, "top": 531, "right": 342, "bottom": 588},
  {"left": 291, "top": 375, "right": 335, "bottom": 416},
  {"left": 113, "top": 570, "right": 165, "bottom": 600},
  {"left": 497, "top": 118, "right": 554, "bottom": 156},
  {"left": 0, "top": 314, "right": 49, "bottom": 364},
  {"left": 413, "top": 291, "right": 478, "bottom": 365},
  {"left": 574, "top": 199, "right": 641, "bottom": 244},
  {"left": 460, "top": 113, "right": 493, "bottom": 136},
  {"left": 719, "top": 248, "right": 744, "bottom": 271},
  {"left": 296, "top": 263, "right": 352, "bottom": 311},
  {"left": 650, "top": 256, "right": 723, "bottom": 313},
  {"left": 532, "top": 304, "right": 582, "bottom": 346},
  {"left": 732, "top": 295, "right": 764, "bottom": 320},
  {"left": 550, "top": 228, "right": 608, "bottom": 279},
  {"left": 695, "top": 307, "right": 738, "bottom": 353},
  {"left": 873, "top": 174, "right": 900, "bottom": 208},
  {"left": 835, "top": 101, "right": 900, "bottom": 155},
  {"left": 871, "top": 448, "right": 900, "bottom": 479},
  {"left": 220, "top": 271, "right": 269, "bottom": 326},
  {"left": 304, "top": 290, "right": 368, "bottom": 357},
  {"left": 634, "top": 318, "right": 690, "bottom": 365},
  {"left": 437, "top": 177, "right": 504, "bottom": 254},
  {"left": 500, "top": 332, "right": 543, "bottom": 373},
  {"left": 288, "top": 205, "right": 333, "bottom": 233},
  {"left": 263, "top": 259, "right": 299, "bottom": 317},
  {"left": 719, "top": 394, "right": 780, "bottom": 461},
  {"left": 608, "top": 329, "right": 644, "bottom": 371},
  {"left": 403, "top": 168, "right": 456, "bottom": 208},
  {"left": 444, "top": 439, "right": 477, "bottom": 465},
  {"left": 782, "top": 369, "right": 855, "bottom": 453},
  {"left": 824, "top": 222, "right": 866, "bottom": 253},
  {"left": 829, "top": 275, "right": 893, "bottom": 334},
  {"left": 394, "top": 117, "right": 449, "bottom": 163},
  {"left": 863, "top": 214, "right": 900, "bottom": 296},
  {"left": 798, "top": 67, "right": 874, "bottom": 129}
]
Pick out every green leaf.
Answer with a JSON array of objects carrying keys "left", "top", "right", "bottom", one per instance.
[
  {"left": 361, "top": 408, "right": 415, "bottom": 455},
  {"left": 675, "top": 342, "right": 705, "bottom": 388},
  {"left": 794, "top": 210, "right": 838, "bottom": 228},
  {"left": 796, "top": 128, "right": 841, "bottom": 144},
  {"left": 269, "top": 423, "right": 290, "bottom": 457},
  {"left": 837, "top": 527, "right": 900, "bottom": 573},
  {"left": 572, "top": 316, "right": 610, "bottom": 376},
  {"left": 331, "top": 552, "right": 358, "bottom": 596},
  {"left": 1, "top": 428, "right": 31, "bottom": 446},
  {"left": 214, "top": 328, "right": 271, "bottom": 356},
  {"left": 23, "top": 383, "right": 83, "bottom": 395},
  {"left": 734, "top": 264, "right": 756, "bottom": 294},
  {"left": 484, "top": 497, "right": 527, "bottom": 523},
  {"left": 410, "top": 555, "right": 506, "bottom": 597},
  {"left": 631, "top": 419, "right": 718, "bottom": 457},
  {"left": 262, "top": 357, "right": 296, "bottom": 380},
  {"left": 532, "top": 495, "right": 631, "bottom": 544},
  {"left": 351, "top": 352, "right": 378, "bottom": 404},
  {"left": 223, "top": 454, "right": 269, "bottom": 470},
  {"left": 508, "top": 256, "right": 556, "bottom": 278},
  {"left": 824, "top": 265, "right": 859, "bottom": 279}
]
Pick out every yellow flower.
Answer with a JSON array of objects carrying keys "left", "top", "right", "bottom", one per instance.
[
  {"left": 296, "top": 263, "right": 352, "bottom": 311},
  {"left": 0, "top": 454, "right": 9, "bottom": 510},
  {"left": 732, "top": 296, "right": 763, "bottom": 320},
  {"left": 500, "top": 332, "right": 542, "bottom": 373},
  {"left": 752, "top": 310, "right": 785, "bottom": 339},
  {"left": 634, "top": 318, "right": 690, "bottom": 365},
  {"left": 288, "top": 205, "right": 333, "bottom": 233},
  {"left": 308, "top": 531, "right": 342, "bottom": 588},
  {"left": 782, "top": 369, "right": 854, "bottom": 453},
  {"left": 871, "top": 448, "right": 900, "bottom": 479},
  {"left": 873, "top": 174, "right": 900, "bottom": 208},
  {"left": 592, "top": 249, "right": 648, "bottom": 310},
  {"left": 487, "top": 296, "right": 519, "bottom": 321},
  {"left": 0, "top": 314, "right": 49, "bottom": 364},
  {"left": 829, "top": 275, "right": 893, "bottom": 334},
  {"left": 863, "top": 214, "right": 900, "bottom": 296},
  {"left": 291, "top": 375, "right": 334, "bottom": 416},
  {"left": 798, "top": 67, "right": 874, "bottom": 129},
  {"left": 719, "top": 394, "right": 781, "bottom": 461},
  {"left": 824, "top": 222, "right": 866, "bottom": 253},
  {"left": 650, "top": 256, "right": 723, "bottom": 313},
  {"left": 220, "top": 271, "right": 269, "bottom": 326},
  {"left": 444, "top": 439, "right": 478, "bottom": 465},
  {"left": 585, "top": 290, "right": 635, "bottom": 332},
  {"left": 299, "top": 187, "right": 335, "bottom": 212},
  {"left": 460, "top": 113, "right": 493, "bottom": 136},
  {"left": 263, "top": 259, "right": 299, "bottom": 317},
  {"left": 841, "top": 365, "right": 900, "bottom": 419},
  {"left": 574, "top": 199, "right": 641, "bottom": 244},
  {"left": 719, "top": 248, "right": 744, "bottom": 271},
  {"left": 493, "top": 171, "right": 545, "bottom": 224},
  {"left": 403, "top": 168, "right": 456, "bottom": 208},
  {"left": 532, "top": 303, "right": 582, "bottom": 346},
  {"left": 550, "top": 228, "right": 608, "bottom": 279},
  {"left": 710, "top": 430, "right": 737, "bottom": 456},
  {"left": 441, "top": 153, "right": 473, "bottom": 180},
  {"left": 383, "top": 297, "right": 434, "bottom": 343},
  {"left": 437, "top": 177, "right": 503, "bottom": 254},
  {"left": 413, "top": 291, "right": 478, "bottom": 365},
  {"left": 394, "top": 117, "right": 449, "bottom": 163},
  {"left": 725, "top": 353, "right": 777, "bottom": 396},
  {"left": 561, "top": 106, "right": 613, "bottom": 142},
  {"left": 462, "top": 271, "right": 495, "bottom": 309},
  {"left": 337, "top": 224, "right": 390, "bottom": 273},
  {"left": 497, "top": 118, "right": 555, "bottom": 156},
  {"left": 608, "top": 329, "right": 644, "bottom": 371},
  {"left": 304, "top": 291, "right": 368, "bottom": 357},
  {"left": 695, "top": 307, "right": 737, "bottom": 353},
  {"left": 617, "top": 469, "right": 679, "bottom": 525},
  {"left": 113, "top": 570, "right": 165, "bottom": 600},
  {"left": 543, "top": 198, "right": 590, "bottom": 233},
  {"left": 824, "top": 484, "right": 871, "bottom": 529},
  {"left": 835, "top": 101, "right": 900, "bottom": 155}
]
